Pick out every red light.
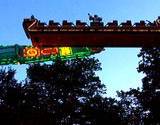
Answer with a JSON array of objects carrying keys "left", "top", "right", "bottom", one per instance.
[{"left": 41, "top": 47, "right": 58, "bottom": 56}]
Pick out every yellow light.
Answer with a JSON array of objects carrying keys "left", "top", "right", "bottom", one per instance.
[{"left": 60, "top": 47, "right": 72, "bottom": 56}]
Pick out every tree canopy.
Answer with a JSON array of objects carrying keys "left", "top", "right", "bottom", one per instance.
[
  {"left": 0, "top": 58, "right": 122, "bottom": 125},
  {"left": 137, "top": 47, "right": 160, "bottom": 124},
  {"left": 0, "top": 47, "right": 160, "bottom": 125}
]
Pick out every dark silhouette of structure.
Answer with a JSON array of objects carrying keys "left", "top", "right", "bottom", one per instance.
[{"left": 23, "top": 15, "right": 160, "bottom": 47}]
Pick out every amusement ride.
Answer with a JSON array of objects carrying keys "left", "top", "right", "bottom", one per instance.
[{"left": 0, "top": 14, "right": 160, "bottom": 65}]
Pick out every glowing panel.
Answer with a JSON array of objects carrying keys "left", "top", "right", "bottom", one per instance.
[
  {"left": 59, "top": 47, "right": 72, "bottom": 56},
  {"left": 0, "top": 45, "right": 104, "bottom": 65},
  {"left": 23, "top": 47, "right": 59, "bottom": 58},
  {"left": 41, "top": 48, "right": 58, "bottom": 56},
  {"left": 23, "top": 47, "right": 40, "bottom": 58}
]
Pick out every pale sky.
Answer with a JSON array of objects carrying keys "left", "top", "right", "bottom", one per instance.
[{"left": 0, "top": 0, "right": 159, "bottom": 97}]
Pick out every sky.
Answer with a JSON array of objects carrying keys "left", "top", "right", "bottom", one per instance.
[{"left": 0, "top": 0, "right": 159, "bottom": 97}]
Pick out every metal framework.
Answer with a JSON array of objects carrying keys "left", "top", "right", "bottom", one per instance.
[
  {"left": 1, "top": 15, "right": 160, "bottom": 65},
  {"left": 23, "top": 15, "right": 160, "bottom": 47}
]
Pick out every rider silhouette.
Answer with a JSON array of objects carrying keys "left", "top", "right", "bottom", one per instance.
[{"left": 88, "top": 13, "right": 102, "bottom": 23}]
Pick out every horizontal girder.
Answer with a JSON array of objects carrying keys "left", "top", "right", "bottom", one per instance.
[{"left": 23, "top": 16, "right": 160, "bottom": 47}]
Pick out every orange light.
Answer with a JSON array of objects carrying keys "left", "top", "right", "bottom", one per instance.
[
  {"left": 23, "top": 47, "right": 59, "bottom": 58},
  {"left": 23, "top": 47, "right": 40, "bottom": 57}
]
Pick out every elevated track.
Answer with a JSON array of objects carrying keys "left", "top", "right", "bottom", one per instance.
[{"left": 23, "top": 16, "right": 160, "bottom": 47}]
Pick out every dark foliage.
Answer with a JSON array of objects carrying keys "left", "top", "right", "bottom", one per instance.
[
  {"left": 117, "top": 88, "right": 144, "bottom": 125},
  {"left": 137, "top": 47, "right": 160, "bottom": 124},
  {"left": 0, "top": 58, "right": 123, "bottom": 125},
  {"left": 1, "top": 46, "right": 159, "bottom": 125},
  {"left": 117, "top": 47, "right": 160, "bottom": 125}
]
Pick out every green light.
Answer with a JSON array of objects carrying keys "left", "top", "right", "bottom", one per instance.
[{"left": 0, "top": 45, "right": 104, "bottom": 65}]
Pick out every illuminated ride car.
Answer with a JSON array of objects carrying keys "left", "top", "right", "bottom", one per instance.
[{"left": 0, "top": 45, "right": 104, "bottom": 65}]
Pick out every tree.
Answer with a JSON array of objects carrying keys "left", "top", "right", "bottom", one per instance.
[
  {"left": 137, "top": 47, "right": 160, "bottom": 124},
  {"left": 24, "top": 58, "right": 108, "bottom": 124},
  {"left": 81, "top": 95, "right": 122, "bottom": 125},
  {"left": 0, "top": 67, "right": 22, "bottom": 124},
  {"left": 117, "top": 88, "right": 144, "bottom": 125},
  {"left": 0, "top": 57, "right": 127, "bottom": 125},
  {"left": 24, "top": 57, "right": 126, "bottom": 125}
]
